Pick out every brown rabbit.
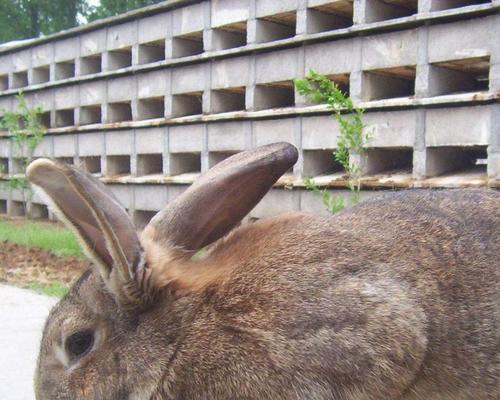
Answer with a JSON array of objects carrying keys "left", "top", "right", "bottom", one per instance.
[{"left": 28, "top": 142, "right": 498, "bottom": 400}]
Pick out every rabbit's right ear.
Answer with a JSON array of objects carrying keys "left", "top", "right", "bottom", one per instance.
[{"left": 26, "top": 159, "right": 152, "bottom": 309}]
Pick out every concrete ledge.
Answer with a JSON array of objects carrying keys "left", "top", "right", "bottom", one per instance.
[{"left": 1, "top": 91, "right": 497, "bottom": 138}]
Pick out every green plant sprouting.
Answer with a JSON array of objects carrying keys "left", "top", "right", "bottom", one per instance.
[
  {"left": 303, "top": 177, "right": 346, "bottom": 214},
  {"left": 0, "top": 93, "right": 46, "bottom": 216},
  {"left": 294, "top": 70, "right": 369, "bottom": 212}
]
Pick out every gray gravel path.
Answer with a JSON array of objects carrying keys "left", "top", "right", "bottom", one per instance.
[{"left": 0, "top": 284, "right": 57, "bottom": 400}]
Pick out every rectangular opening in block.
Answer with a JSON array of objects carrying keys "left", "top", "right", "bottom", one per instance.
[
  {"left": 137, "top": 153, "right": 163, "bottom": 175},
  {"left": 301, "top": 74, "right": 350, "bottom": 105},
  {"left": 0, "top": 200, "right": 6, "bottom": 214},
  {"left": 54, "top": 157, "right": 74, "bottom": 165},
  {"left": 80, "top": 156, "right": 101, "bottom": 174},
  {"left": 80, "top": 105, "right": 102, "bottom": 125},
  {"left": 254, "top": 81, "right": 295, "bottom": 110},
  {"left": 211, "top": 87, "right": 246, "bottom": 113},
  {"left": 169, "top": 152, "right": 201, "bottom": 175},
  {"left": 212, "top": 21, "right": 247, "bottom": 50},
  {"left": 55, "top": 61, "right": 75, "bottom": 80},
  {"left": 307, "top": 1, "right": 354, "bottom": 33},
  {"left": 329, "top": 73, "right": 351, "bottom": 95},
  {"left": 40, "top": 111, "right": 51, "bottom": 128},
  {"left": 363, "top": 66, "right": 415, "bottom": 101},
  {"left": 0, "top": 158, "right": 8, "bottom": 175},
  {"left": 0, "top": 74, "right": 8, "bottom": 91},
  {"left": 12, "top": 71, "right": 28, "bottom": 88},
  {"left": 133, "top": 210, "right": 157, "bottom": 230},
  {"left": 208, "top": 151, "right": 239, "bottom": 168},
  {"left": 107, "top": 155, "right": 131, "bottom": 176},
  {"left": 256, "top": 11, "right": 296, "bottom": 43},
  {"left": 107, "top": 47, "right": 132, "bottom": 70},
  {"left": 430, "top": 56, "right": 490, "bottom": 96},
  {"left": 429, "top": 0, "right": 491, "bottom": 11},
  {"left": 80, "top": 54, "right": 102, "bottom": 75},
  {"left": 426, "top": 146, "right": 487, "bottom": 177},
  {"left": 138, "top": 40, "right": 165, "bottom": 64},
  {"left": 137, "top": 97, "right": 165, "bottom": 120},
  {"left": 107, "top": 101, "right": 132, "bottom": 123},
  {"left": 171, "top": 92, "right": 203, "bottom": 117},
  {"left": 172, "top": 31, "right": 204, "bottom": 58},
  {"left": 30, "top": 203, "right": 49, "bottom": 219},
  {"left": 12, "top": 158, "right": 25, "bottom": 174},
  {"left": 364, "top": 0, "right": 417, "bottom": 23},
  {"left": 11, "top": 201, "right": 25, "bottom": 217},
  {"left": 32, "top": 65, "right": 50, "bottom": 84},
  {"left": 303, "top": 150, "right": 343, "bottom": 176},
  {"left": 362, "top": 148, "right": 413, "bottom": 175},
  {"left": 55, "top": 109, "right": 75, "bottom": 127}
]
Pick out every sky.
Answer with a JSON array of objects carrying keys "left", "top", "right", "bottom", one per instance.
[{"left": 78, "top": 0, "right": 100, "bottom": 23}]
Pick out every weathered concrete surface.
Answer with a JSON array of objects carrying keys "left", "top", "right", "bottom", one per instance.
[
  {"left": 0, "top": 284, "right": 56, "bottom": 400},
  {"left": 0, "top": 0, "right": 498, "bottom": 223}
]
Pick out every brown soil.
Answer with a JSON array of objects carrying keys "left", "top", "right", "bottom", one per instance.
[{"left": 0, "top": 240, "right": 88, "bottom": 289}]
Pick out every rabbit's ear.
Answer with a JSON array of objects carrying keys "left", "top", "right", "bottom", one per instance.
[
  {"left": 27, "top": 159, "right": 152, "bottom": 309},
  {"left": 144, "top": 142, "right": 298, "bottom": 252}
]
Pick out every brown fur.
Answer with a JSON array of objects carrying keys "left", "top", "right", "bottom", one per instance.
[{"left": 35, "top": 189, "right": 499, "bottom": 400}]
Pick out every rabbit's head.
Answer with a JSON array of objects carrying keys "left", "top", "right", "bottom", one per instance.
[{"left": 28, "top": 142, "right": 298, "bottom": 400}]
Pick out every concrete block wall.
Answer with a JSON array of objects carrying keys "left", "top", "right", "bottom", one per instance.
[{"left": 0, "top": 0, "right": 498, "bottom": 226}]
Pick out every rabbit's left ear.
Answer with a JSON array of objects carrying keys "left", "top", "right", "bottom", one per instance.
[{"left": 27, "top": 159, "right": 153, "bottom": 309}]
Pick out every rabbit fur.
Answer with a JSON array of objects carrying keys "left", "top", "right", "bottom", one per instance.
[{"left": 27, "top": 143, "right": 499, "bottom": 400}]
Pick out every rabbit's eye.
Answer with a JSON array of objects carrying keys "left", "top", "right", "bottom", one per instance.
[{"left": 65, "top": 330, "right": 94, "bottom": 360}]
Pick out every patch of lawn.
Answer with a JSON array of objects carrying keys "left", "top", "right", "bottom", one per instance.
[
  {"left": 0, "top": 219, "right": 82, "bottom": 257},
  {"left": 27, "top": 281, "right": 69, "bottom": 298}
]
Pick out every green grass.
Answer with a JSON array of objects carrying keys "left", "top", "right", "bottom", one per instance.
[
  {"left": 0, "top": 219, "right": 83, "bottom": 257},
  {"left": 27, "top": 281, "right": 69, "bottom": 297}
]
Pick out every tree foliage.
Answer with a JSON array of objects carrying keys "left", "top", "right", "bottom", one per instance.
[
  {"left": 0, "top": 0, "right": 87, "bottom": 44},
  {"left": 85, "top": 0, "right": 164, "bottom": 22},
  {"left": 0, "top": 0, "right": 165, "bottom": 44}
]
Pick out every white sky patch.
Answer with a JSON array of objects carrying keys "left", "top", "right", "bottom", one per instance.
[{"left": 78, "top": 0, "right": 101, "bottom": 24}]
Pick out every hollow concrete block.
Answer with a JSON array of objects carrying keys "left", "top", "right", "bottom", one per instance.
[
  {"left": 172, "top": 2, "right": 206, "bottom": 36},
  {"left": 53, "top": 134, "right": 77, "bottom": 157},
  {"left": 171, "top": 64, "right": 207, "bottom": 94},
  {"left": 211, "top": 0, "right": 250, "bottom": 27},
  {"left": 364, "top": 110, "right": 416, "bottom": 148},
  {"left": 78, "top": 133, "right": 104, "bottom": 157},
  {"left": 255, "top": 0, "right": 298, "bottom": 18},
  {"left": 425, "top": 106, "right": 491, "bottom": 146},
  {"left": 207, "top": 121, "right": 250, "bottom": 151},
  {"left": 428, "top": 16, "right": 492, "bottom": 63},
  {"left": 54, "top": 38, "right": 78, "bottom": 62},
  {"left": 302, "top": 115, "right": 340, "bottom": 150},
  {"left": 105, "top": 130, "right": 134, "bottom": 155},
  {"left": 362, "top": 29, "right": 418, "bottom": 70},
  {"left": 253, "top": 118, "right": 297, "bottom": 147},
  {"left": 255, "top": 47, "right": 301, "bottom": 84},
  {"left": 80, "top": 30, "right": 107, "bottom": 57},
  {"left": 138, "top": 12, "right": 170, "bottom": 43},
  {"left": 169, "top": 124, "right": 205, "bottom": 153},
  {"left": 135, "top": 127, "right": 165, "bottom": 155},
  {"left": 107, "top": 21, "right": 138, "bottom": 50}
]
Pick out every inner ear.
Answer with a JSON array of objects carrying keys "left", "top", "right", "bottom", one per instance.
[
  {"left": 144, "top": 142, "right": 298, "bottom": 252},
  {"left": 27, "top": 159, "right": 150, "bottom": 308}
]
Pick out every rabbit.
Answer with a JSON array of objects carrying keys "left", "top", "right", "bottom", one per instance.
[{"left": 27, "top": 142, "right": 498, "bottom": 400}]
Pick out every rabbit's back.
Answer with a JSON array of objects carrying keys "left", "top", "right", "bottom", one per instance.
[{"left": 164, "top": 189, "right": 498, "bottom": 400}]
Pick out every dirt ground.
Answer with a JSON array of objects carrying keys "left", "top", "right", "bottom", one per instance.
[{"left": 0, "top": 240, "right": 88, "bottom": 290}]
